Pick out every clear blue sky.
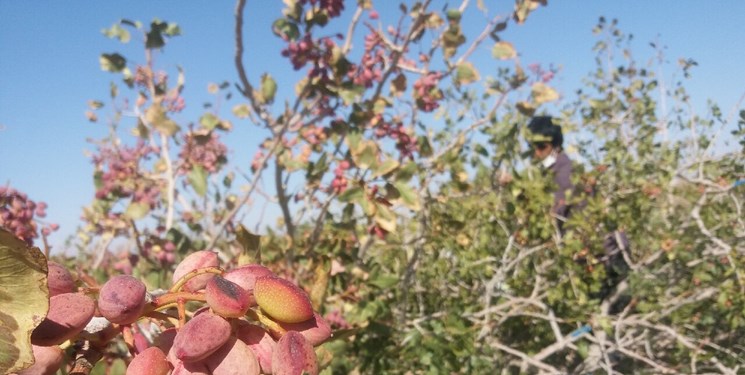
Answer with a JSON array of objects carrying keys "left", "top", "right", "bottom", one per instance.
[{"left": 1, "top": 1, "right": 744, "bottom": 251}]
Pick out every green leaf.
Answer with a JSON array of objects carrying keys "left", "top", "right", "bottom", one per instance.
[
  {"left": 272, "top": 18, "right": 300, "bottom": 41},
  {"left": 442, "top": 26, "right": 465, "bottom": 58},
  {"left": 393, "top": 181, "right": 420, "bottom": 211},
  {"left": 125, "top": 202, "right": 150, "bottom": 220},
  {"left": 0, "top": 229, "right": 49, "bottom": 374},
  {"left": 360, "top": 195, "right": 376, "bottom": 217},
  {"left": 513, "top": 0, "right": 542, "bottom": 24},
  {"left": 260, "top": 74, "right": 277, "bottom": 104},
  {"left": 145, "top": 19, "right": 178, "bottom": 49},
  {"left": 395, "top": 162, "right": 418, "bottom": 182},
  {"left": 309, "top": 258, "right": 330, "bottom": 310},
  {"left": 424, "top": 13, "right": 444, "bottom": 28},
  {"left": 350, "top": 141, "right": 379, "bottom": 170},
  {"left": 189, "top": 165, "right": 208, "bottom": 197},
  {"left": 374, "top": 204, "right": 397, "bottom": 232},
  {"left": 454, "top": 62, "right": 480, "bottom": 86},
  {"left": 492, "top": 41, "right": 516, "bottom": 60},
  {"left": 516, "top": 101, "right": 536, "bottom": 116},
  {"left": 146, "top": 28, "right": 165, "bottom": 49},
  {"left": 417, "top": 137, "right": 433, "bottom": 157},
  {"left": 232, "top": 104, "right": 251, "bottom": 119},
  {"left": 100, "top": 53, "right": 127, "bottom": 72},
  {"left": 373, "top": 159, "right": 400, "bottom": 178},
  {"left": 164, "top": 22, "right": 181, "bottom": 37},
  {"left": 235, "top": 225, "right": 261, "bottom": 265},
  {"left": 306, "top": 153, "right": 329, "bottom": 182},
  {"left": 446, "top": 9, "right": 462, "bottom": 21},
  {"left": 145, "top": 103, "right": 180, "bottom": 136},
  {"left": 110, "top": 82, "right": 118, "bottom": 98},
  {"left": 338, "top": 186, "right": 364, "bottom": 203},
  {"left": 338, "top": 84, "right": 365, "bottom": 106},
  {"left": 102, "top": 23, "right": 130, "bottom": 43},
  {"left": 531, "top": 82, "right": 559, "bottom": 104},
  {"left": 369, "top": 274, "right": 399, "bottom": 289},
  {"left": 372, "top": 97, "right": 391, "bottom": 114},
  {"left": 200, "top": 113, "right": 220, "bottom": 130}
]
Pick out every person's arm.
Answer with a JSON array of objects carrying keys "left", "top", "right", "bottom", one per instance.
[{"left": 552, "top": 153, "right": 573, "bottom": 219}]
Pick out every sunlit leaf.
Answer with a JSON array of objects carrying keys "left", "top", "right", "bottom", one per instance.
[
  {"left": 425, "top": 12, "right": 444, "bottom": 28},
  {"left": 309, "top": 258, "right": 330, "bottom": 310},
  {"left": 392, "top": 181, "right": 420, "bottom": 211},
  {"left": 232, "top": 104, "right": 251, "bottom": 119},
  {"left": 0, "top": 229, "right": 48, "bottom": 374},
  {"left": 272, "top": 18, "right": 300, "bottom": 41},
  {"left": 350, "top": 141, "right": 379, "bottom": 170},
  {"left": 125, "top": 202, "right": 150, "bottom": 220},
  {"left": 373, "top": 159, "right": 400, "bottom": 178},
  {"left": 513, "top": 0, "right": 544, "bottom": 24},
  {"left": 235, "top": 224, "right": 261, "bottom": 265},
  {"left": 491, "top": 41, "right": 516, "bottom": 60},
  {"left": 145, "top": 103, "right": 180, "bottom": 136},
  {"left": 200, "top": 113, "right": 220, "bottom": 130},
  {"left": 188, "top": 165, "right": 208, "bottom": 197},
  {"left": 338, "top": 84, "right": 365, "bottom": 106},
  {"left": 531, "top": 82, "right": 559, "bottom": 104},
  {"left": 454, "top": 62, "right": 480, "bottom": 86},
  {"left": 100, "top": 53, "right": 126, "bottom": 72},
  {"left": 338, "top": 187, "right": 364, "bottom": 203},
  {"left": 102, "top": 23, "right": 130, "bottom": 43},
  {"left": 516, "top": 101, "right": 536, "bottom": 116},
  {"left": 374, "top": 204, "right": 397, "bottom": 232},
  {"left": 260, "top": 73, "right": 277, "bottom": 104}
]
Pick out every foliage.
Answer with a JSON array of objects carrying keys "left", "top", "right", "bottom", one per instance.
[
  {"left": 0, "top": 228, "right": 49, "bottom": 374},
  {"left": 2, "top": 1, "right": 744, "bottom": 374}
]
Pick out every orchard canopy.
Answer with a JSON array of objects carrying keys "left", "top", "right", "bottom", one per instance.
[{"left": 1, "top": 1, "right": 744, "bottom": 374}]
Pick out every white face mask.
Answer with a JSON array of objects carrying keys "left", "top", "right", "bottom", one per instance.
[{"left": 541, "top": 151, "right": 558, "bottom": 168}]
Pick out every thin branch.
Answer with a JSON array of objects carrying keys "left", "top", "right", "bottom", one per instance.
[
  {"left": 342, "top": 6, "right": 364, "bottom": 54},
  {"left": 490, "top": 340, "right": 561, "bottom": 374}
]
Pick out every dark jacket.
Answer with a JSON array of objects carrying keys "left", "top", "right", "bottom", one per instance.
[
  {"left": 550, "top": 151, "right": 574, "bottom": 226},
  {"left": 549, "top": 152, "right": 630, "bottom": 275}
]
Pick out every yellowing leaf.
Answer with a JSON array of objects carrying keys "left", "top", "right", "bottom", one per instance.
[
  {"left": 531, "top": 82, "right": 559, "bottom": 104},
  {"left": 425, "top": 12, "right": 444, "bottom": 28},
  {"left": 349, "top": 140, "right": 379, "bottom": 170},
  {"left": 232, "top": 104, "right": 251, "bottom": 119},
  {"left": 260, "top": 73, "right": 277, "bottom": 104},
  {"left": 392, "top": 181, "right": 420, "bottom": 211},
  {"left": 0, "top": 229, "right": 49, "bottom": 374},
  {"left": 235, "top": 224, "right": 261, "bottom": 265},
  {"left": 200, "top": 113, "right": 220, "bottom": 130},
  {"left": 492, "top": 41, "right": 516, "bottom": 60},
  {"left": 125, "top": 202, "right": 151, "bottom": 220},
  {"left": 145, "top": 103, "right": 180, "bottom": 136},
  {"left": 516, "top": 101, "right": 536, "bottom": 116},
  {"left": 309, "top": 258, "right": 330, "bottom": 311},
  {"left": 514, "top": 0, "right": 544, "bottom": 24},
  {"left": 454, "top": 62, "right": 480, "bottom": 86},
  {"left": 373, "top": 159, "right": 400, "bottom": 178},
  {"left": 374, "top": 204, "right": 397, "bottom": 233}
]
